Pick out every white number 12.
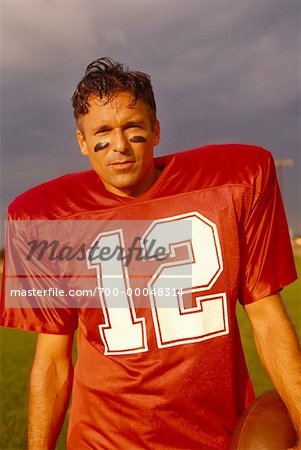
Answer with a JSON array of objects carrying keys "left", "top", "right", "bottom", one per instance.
[{"left": 87, "top": 212, "right": 229, "bottom": 355}]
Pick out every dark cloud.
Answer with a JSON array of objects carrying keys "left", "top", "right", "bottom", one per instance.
[{"left": 1, "top": 0, "right": 300, "bottom": 239}]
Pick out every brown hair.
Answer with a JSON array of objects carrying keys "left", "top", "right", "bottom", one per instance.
[{"left": 72, "top": 57, "right": 157, "bottom": 124}]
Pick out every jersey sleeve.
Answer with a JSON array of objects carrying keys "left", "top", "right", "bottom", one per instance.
[
  {"left": 0, "top": 218, "right": 78, "bottom": 335},
  {"left": 238, "top": 150, "right": 297, "bottom": 305}
]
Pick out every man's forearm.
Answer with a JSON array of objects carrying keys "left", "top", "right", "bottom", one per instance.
[
  {"left": 246, "top": 295, "right": 301, "bottom": 443},
  {"left": 28, "top": 357, "right": 73, "bottom": 449},
  {"left": 253, "top": 318, "right": 301, "bottom": 438}
]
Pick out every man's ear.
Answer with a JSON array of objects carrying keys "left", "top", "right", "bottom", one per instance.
[
  {"left": 76, "top": 129, "right": 89, "bottom": 156},
  {"left": 153, "top": 120, "right": 161, "bottom": 147}
]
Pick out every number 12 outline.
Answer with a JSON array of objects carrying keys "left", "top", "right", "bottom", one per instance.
[{"left": 87, "top": 212, "right": 229, "bottom": 355}]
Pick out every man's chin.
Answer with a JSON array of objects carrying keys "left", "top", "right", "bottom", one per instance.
[{"left": 101, "top": 174, "right": 140, "bottom": 197}]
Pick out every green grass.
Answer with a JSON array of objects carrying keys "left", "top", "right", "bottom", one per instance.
[
  {"left": 0, "top": 258, "right": 300, "bottom": 449},
  {"left": 0, "top": 330, "right": 70, "bottom": 450}
]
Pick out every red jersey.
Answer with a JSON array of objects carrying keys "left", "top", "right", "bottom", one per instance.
[{"left": 1, "top": 144, "right": 297, "bottom": 449}]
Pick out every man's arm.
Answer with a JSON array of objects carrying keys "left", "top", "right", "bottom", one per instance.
[
  {"left": 245, "top": 293, "right": 301, "bottom": 448},
  {"left": 28, "top": 333, "right": 74, "bottom": 450}
]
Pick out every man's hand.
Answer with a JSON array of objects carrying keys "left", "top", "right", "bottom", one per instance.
[
  {"left": 28, "top": 333, "right": 74, "bottom": 450},
  {"left": 245, "top": 293, "right": 301, "bottom": 448}
]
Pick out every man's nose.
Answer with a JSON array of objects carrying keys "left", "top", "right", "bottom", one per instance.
[{"left": 112, "top": 129, "right": 129, "bottom": 153}]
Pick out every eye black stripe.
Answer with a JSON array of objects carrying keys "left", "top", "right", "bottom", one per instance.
[
  {"left": 130, "top": 136, "right": 147, "bottom": 143},
  {"left": 94, "top": 142, "right": 110, "bottom": 152}
]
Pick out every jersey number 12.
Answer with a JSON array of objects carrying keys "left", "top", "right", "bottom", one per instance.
[{"left": 87, "top": 212, "right": 229, "bottom": 355}]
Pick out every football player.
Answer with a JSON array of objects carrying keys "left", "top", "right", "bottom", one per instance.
[{"left": 1, "top": 57, "right": 300, "bottom": 449}]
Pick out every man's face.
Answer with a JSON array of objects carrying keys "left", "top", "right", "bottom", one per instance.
[{"left": 76, "top": 92, "right": 160, "bottom": 197}]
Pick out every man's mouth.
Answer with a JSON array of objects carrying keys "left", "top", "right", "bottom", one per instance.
[{"left": 109, "top": 160, "right": 136, "bottom": 169}]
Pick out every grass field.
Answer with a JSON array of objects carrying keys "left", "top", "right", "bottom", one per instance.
[{"left": 0, "top": 258, "right": 300, "bottom": 449}]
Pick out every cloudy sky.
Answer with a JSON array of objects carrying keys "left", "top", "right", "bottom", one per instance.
[{"left": 1, "top": 0, "right": 300, "bottom": 243}]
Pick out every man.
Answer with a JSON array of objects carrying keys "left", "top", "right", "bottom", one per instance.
[{"left": 1, "top": 57, "right": 300, "bottom": 449}]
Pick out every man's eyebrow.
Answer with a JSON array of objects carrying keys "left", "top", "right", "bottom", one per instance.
[
  {"left": 123, "top": 120, "right": 145, "bottom": 128},
  {"left": 92, "top": 120, "right": 145, "bottom": 134},
  {"left": 93, "top": 124, "right": 112, "bottom": 133}
]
